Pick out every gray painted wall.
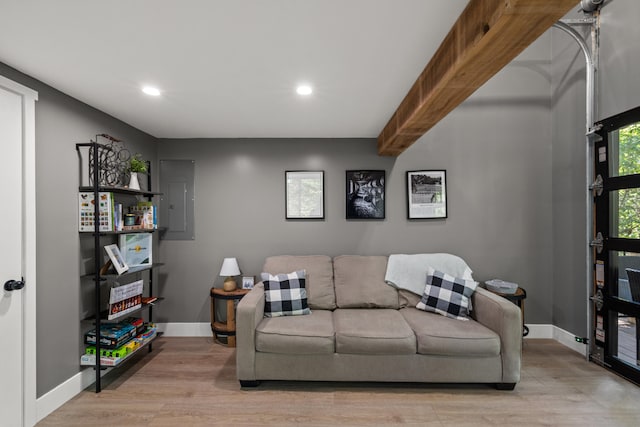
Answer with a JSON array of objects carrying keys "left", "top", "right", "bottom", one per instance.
[
  {"left": 155, "top": 34, "right": 554, "bottom": 325},
  {"left": 551, "top": 0, "right": 640, "bottom": 336},
  {"left": 0, "top": 62, "right": 158, "bottom": 397},
  {"left": 599, "top": 0, "right": 640, "bottom": 120},
  {"left": 4, "top": 0, "right": 637, "bottom": 400},
  {"left": 550, "top": 13, "right": 590, "bottom": 337}
]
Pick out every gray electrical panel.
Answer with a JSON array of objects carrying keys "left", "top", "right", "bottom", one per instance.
[{"left": 159, "top": 160, "right": 195, "bottom": 240}]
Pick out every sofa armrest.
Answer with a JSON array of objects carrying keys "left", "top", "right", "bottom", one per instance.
[
  {"left": 236, "top": 282, "right": 265, "bottom": 381},
  {"left": 471, "top": 287, "right": 522, "bottom": 384}
]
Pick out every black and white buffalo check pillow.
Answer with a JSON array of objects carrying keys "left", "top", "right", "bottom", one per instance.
[
  {"left": 261, "top": 270, "right": 311, "bottom": 317},
  {"left": 416, "top": 267, "right": 478, "bottom": 320}
]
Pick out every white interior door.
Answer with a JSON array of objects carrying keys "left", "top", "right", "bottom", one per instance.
[{"left": 0, "top": 76, "right": 37, "bottom": 427}]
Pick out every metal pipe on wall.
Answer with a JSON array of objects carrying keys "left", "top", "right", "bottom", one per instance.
[
  {"left": 581, "top": 0, "right": 604, "bottom": 13},
  {"left": 552, "top": 22, "right": 595, "bottom": 129},
  {"left": 552, "top": 18, "right": 598, "bottom": 360}
]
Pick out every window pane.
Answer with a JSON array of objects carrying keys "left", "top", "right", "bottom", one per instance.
[
  {"left": 609, "top": 122, "right": 640, "bottom": 177},
  {"left": 615, "top": 312, "right": 639, "bottom": 367},
  {"left": 611, "top": 251, "right": 640, "bottom": 302},
  {"left": 610, "top": 188, "right": 640, "bottom": 238}
]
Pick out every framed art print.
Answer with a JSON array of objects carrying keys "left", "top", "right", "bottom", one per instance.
[
  {"left": 104, "top": 244, "right": 129, "bottom": 275},
  {"left": 406, "top": 170, "right": 447, "bottom": 219},
  {"left": 346, "top": 170, "right": 385, "bottom": 219},
  {"left": 242, "top": 276, "right": 255, "bottom": 289},
  {"left": 285, "top": 171, "right": 324, "bottom": 219},
  {"left": 119, "top": 232, "right": 153, "bottom": 268}
]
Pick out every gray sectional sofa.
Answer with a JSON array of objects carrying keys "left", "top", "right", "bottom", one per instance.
[{"left": 236, "top": 255, "right": 522, "bottom": 389}]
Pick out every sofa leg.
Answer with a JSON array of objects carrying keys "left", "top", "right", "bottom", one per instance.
[
  {"left": 239, "top": 380, "right": 260, "bottom": 388},
  {"left": 495, "top": 382, "right": 516, "bottom": 390}
]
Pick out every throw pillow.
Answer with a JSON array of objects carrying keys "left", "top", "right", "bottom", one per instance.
[
  {"left": 261, "top": 270, "right": 311, "bottom": 317},
  {"left": 416, "top": 267, "right": 478, "bottom": 320}
]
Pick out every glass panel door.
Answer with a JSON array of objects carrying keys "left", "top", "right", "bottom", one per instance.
[{"left": 594, "top": 106, "right": 640, "bottom": 383}]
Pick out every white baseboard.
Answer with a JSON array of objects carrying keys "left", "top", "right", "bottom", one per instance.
[
  {"left": 552, "top": 325, "right": 589, "bottom": 356},
  {"left": 36, "top": 322, "right": 586, "bottom": 422},
  {"left": 524, "top": 323, "right": 588, "bottom": 356},
  {"left": 36, "top": 368, "right": 105, "bottom": 423},
  {"left": 523, "top": 324, "right": 553, "bottom": 339},
  {"left": 156, "top": 322, "right": 212, "bottom": 337}
]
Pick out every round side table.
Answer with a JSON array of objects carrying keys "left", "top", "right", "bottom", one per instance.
[{"left": 210, "top": 287, "right": 250, "bottom": 347}]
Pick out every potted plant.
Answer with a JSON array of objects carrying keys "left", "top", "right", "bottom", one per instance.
[{"left": 128, "top": 154, "right": 148, "bottom": 190}]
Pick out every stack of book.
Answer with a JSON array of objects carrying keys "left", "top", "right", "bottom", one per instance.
[
  {"left": 127, "top": 201, "right": 157, "bottom": 230},
  {"left": 78, "top": 192, "right": 158, "bottom": 232},
  {"left": 81, "top": 318, "right": 157, "bottom": 367}
]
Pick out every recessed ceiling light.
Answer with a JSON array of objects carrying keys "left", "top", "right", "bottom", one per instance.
[
  {"left": 142, "top": 86, "right": 161, "bottom": 96},
  {"left": 296, "top": 85, "right": 313, "bottom": 96}
]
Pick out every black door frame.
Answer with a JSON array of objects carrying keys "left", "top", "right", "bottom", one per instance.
[{"left": 594, "top": 105, "right": 640, "bottom": 384}]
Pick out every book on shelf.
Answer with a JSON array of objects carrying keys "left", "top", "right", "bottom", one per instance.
[
  {"left": 80, "top": 353, "right": 122, "bottom": 367},
  {"left": 107, "top": 280, "right": 143, "bottom": 320},
  {"left": 83, "top": 316, "right": 147, "bottom": 347},
  {"left": 84, "top": 323, "right": 137, "bottom": 348},
  {"left": 114, "top": 202, "right": 123, "bottom": 231},
  {"left": 85, "top": 320, "right": 143, "bottom": 357},
  {"left": 141, "top": 296, "right": 158, "bottom": 305},
  {"left": 78, "top": 193, "right": 157, "bottom": 233},
  {"left": 122, "top": 317, "right": 145, "bottom": 334},
  {"left": 128, "top": 201, "right": 157, "bottom": 230},
  {"left": 85, "top": 344, "right": 129, "bottom": 358},
  {"left": 119, "top": 233, "right": 152, "bottom": 268},
  {"left": 78, "top": 192, "right": 114, "bottom": 232}
]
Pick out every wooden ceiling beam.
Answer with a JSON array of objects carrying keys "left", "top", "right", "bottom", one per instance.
[{"left": 377, "top": 0, "right": 579, "bottom": 156}]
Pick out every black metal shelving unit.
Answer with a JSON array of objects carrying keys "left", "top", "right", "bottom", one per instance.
[{"left": 76, "top": 136, "right": 161, "bottom": 392}]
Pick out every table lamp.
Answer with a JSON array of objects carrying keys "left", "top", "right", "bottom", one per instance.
[{"left": 220, "top": 257, "right": 241, "bottom": 291}]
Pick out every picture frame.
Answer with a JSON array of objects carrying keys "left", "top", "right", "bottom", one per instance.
[
  {"left": 285, "top": 170, "right": 324, "bottom": 219},
  {"left": 346, "top": 170, "right": 385, "bottom": 219},
  {"left": 406, "top": 170, "right": 447, "bottom": 219},
  {"left": 119, "top": 232, "right": 153, "bottom": 268},
  {"left": 242, "top": 276, "right": 255, "bottom": 289},
  {"left": 104, "top": 244, "right": 129, "bottom": 275}
]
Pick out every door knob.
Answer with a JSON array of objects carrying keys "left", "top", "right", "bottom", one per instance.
[{"left": 4, "top": 280, "right": 25, "bottom": 291}]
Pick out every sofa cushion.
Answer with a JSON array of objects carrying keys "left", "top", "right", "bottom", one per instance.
[
  {"left": 401, "top": 307, "right": 500, "bottom": 357},
  {"left": 256, "top": 309, "right": 335, "bottom": 354},
  {"left": 334, "top": 255, "right": 399, "bottom": 309},
  {"left": 333, "top": 309, "right": 416, "bottom": 354},
  {"left": 262, "top": 270, "right": 311, "bottom": 317},
  {"left": 416, "top": 267, "right": 478, "bottom": 320},
  {"left": 398, "top": 289, "right": 421, "bottom": 308},
  {"left": 263, "top": 255, "right": 336, "bottom": 310}
]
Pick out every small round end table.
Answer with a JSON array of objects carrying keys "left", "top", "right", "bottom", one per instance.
[{"left": 210, "top": 287, "right": 250, "bottom": 347}]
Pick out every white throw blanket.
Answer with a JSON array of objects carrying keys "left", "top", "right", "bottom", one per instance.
[{"left": 385, "top": 253, "right": 474, "bottom": 296}]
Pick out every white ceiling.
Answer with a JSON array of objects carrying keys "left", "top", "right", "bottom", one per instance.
[{"left": 0, "top": 0, "right": 469, "bottom": 139}]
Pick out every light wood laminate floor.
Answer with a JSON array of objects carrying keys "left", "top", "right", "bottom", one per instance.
[{"left": 37, "top": 337, "right": 640, "bottom": 426}]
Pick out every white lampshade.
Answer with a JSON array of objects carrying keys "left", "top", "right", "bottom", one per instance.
[{"left": 219, "top": 257, "right": 241, "bottom": 277}]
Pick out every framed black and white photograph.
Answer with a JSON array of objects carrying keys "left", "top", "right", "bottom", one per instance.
[
  {"left": 242, "top": 276, "right": 255, "bottom": 289},
  {"left": 407, "top": 170, "right": 447, "bottom": 219},
  {"left": 346, "top": 170, "right": 385, "bottom": 219},
  {"left": 285, "top": 171, "right": 324, "bottom": 219},
  {"left": 104, "top": 244, "right": 129, "bottom": 275}
]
